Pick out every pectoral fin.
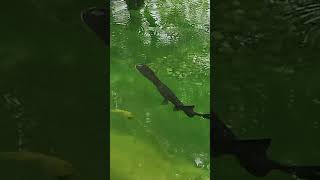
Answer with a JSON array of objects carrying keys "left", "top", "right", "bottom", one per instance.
[{"left": 161, "top": 99, "right": 169, "bottom": 105}]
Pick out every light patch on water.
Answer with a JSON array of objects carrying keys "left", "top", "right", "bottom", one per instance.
[
  {"left": 139, "top": 0, "right": 180, "bottom": 45},
  {"left": 192, "top": 152, "right": 210, "bottom": 169},
  {"left": 111, "top": 0, "right": 130, "bottom": 25}
]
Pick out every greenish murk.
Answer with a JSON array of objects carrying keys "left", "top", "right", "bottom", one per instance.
[
  {"left": 110, "top": 0, "right": 210, "bottom": 179},
  {"left": 214, "top": 1, "right": 320, "bottom": 180}
]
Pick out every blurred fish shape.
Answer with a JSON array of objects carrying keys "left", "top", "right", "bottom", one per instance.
[
  {"left": 111, "top": 109, "right": 134, "bottom": 119},
  {"left": 0, "top": 152, "right": 77, "bottom": 180},
  {"left": 81, "top": 7, "right": 108, "bottom": 46}
]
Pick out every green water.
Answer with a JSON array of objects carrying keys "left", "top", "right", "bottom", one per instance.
[
  {"left": 214, "top": 1, "right": 320, "bottom": 180},
  {"left": 0, "top": 0, "right": 107, "bottom": 179},
  {"left": 110, "top": 0, "right": 210, "bottom": 179}
]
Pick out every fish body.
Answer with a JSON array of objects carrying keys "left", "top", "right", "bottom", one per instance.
[
  {"left": 111, "top": 109, "right": 134, "bottom": 119},
  {"left": 0, "top": 152, "right": 75, "bottom": 179},
  {"left": 135, "top": 64, "right": 202, "bottom": 117},
  {"left": 135, "top": 64, "right": 320, "bottom": 179}
]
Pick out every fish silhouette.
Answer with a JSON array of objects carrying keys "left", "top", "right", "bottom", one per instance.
[
  {"left": 136, "top": 64, "right": 320, "bottom": 180},
  {"left": 135, "top": 64, "right": 208, "bottom": 118}
]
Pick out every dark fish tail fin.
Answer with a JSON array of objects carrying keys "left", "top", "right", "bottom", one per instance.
[
  {"left": 200, "top": 113, "right": 210, "bottom": 119},
  {"left": 234, "top": 139, "right": 273, "bottom": 177},
  {"left": 281, "top": 166, "right": 320, "bottom": 180}
]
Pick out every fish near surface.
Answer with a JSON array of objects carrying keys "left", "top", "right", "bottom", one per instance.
[{"left": 135, "top": 63, "right": 206, "bottom": 118}]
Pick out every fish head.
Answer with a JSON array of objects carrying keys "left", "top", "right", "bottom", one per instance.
[
  {"left": 135, "top": 64, "right": 155, "bottom": 77},
  {"left": 80, "top": 7, "right": 108, "bottom": 45}
]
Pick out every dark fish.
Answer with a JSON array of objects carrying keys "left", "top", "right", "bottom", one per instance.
[
  {"left": 135, "top": 63, "right": 207, "bottom": 118},
  {"left": 135, "top": 64, "right": 320, "bottom": 179},
  {"left": 204, "top": 110, "right": 320, "bottom": 179},
  {"left": 80, "top": 7, "right": 108, "bottom": 45}
]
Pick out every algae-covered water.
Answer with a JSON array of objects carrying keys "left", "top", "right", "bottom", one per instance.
[{"left": 110, "top": 0, "right": 210, "bottom": 179}]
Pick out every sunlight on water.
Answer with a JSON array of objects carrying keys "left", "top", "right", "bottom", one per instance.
[{"left": 111, "top": 0, "right": 130, "bottom": 25}]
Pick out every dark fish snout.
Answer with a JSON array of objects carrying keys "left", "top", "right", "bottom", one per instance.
[
  {"left": 135, "top": 64, "right": 145, "bottom": 69},
  {"left": 135, "top": 64, "right": 149, "bottom": 73},
  {"left": 80, "top": 7, "right": 108, "bottom": 45}
]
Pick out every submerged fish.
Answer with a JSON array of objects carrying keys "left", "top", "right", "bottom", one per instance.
[
  {"left": 135, "top": 64, "right": 208, "bottom": 118},
  {"left": 136, "top": 64, "right": 320, "bottom": 179},
  {"left": 80, "top": 7, "right": 108, "bottom": 46},
  {"left": 111, "top": 109, "right": 134, "bottom": 119},
  {"left": 0, "top": 152, "right": 76, "bottom": 180},
  {"left": 208, "top": 112, "right": 320, "bottom": 180}
]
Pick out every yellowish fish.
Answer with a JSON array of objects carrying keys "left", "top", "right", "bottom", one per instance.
[
  {"left": 0, "top": 152, "right": 76, "bottom": 178},
  {"left": 111, "top": 109, "right": 134, "bottom": 119}
]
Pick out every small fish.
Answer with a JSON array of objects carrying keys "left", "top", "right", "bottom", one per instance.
[
  {"left": 0, "top": 152, "right": 76, "bottom": 180},
  {"left": 111, "top": 109, "right": 134, "bottom": 119}
]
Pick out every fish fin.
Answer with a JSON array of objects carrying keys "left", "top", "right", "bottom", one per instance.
[
  {"left": 161, "top": 99, "right": 169, "bottom": 105},
  {"left": 201, "top": 113, "right": 211, "bottom": 119}
]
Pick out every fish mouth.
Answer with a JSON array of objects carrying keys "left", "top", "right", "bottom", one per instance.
[
  {"left": 135, "top": 64, "right": 150, "bottom": 74},
  {"left": 135, "top": 63, "right": 145, "bottom": 69}
]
